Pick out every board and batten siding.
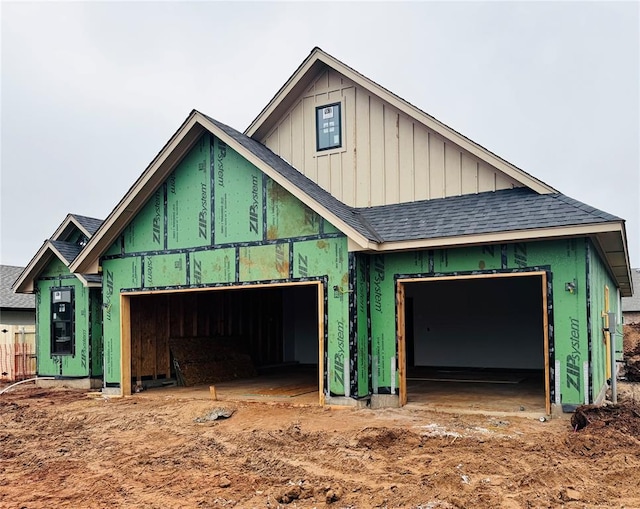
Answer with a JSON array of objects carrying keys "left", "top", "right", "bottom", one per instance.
[{"left": 261, "top": 67, "right": 522, "bottom": 208}]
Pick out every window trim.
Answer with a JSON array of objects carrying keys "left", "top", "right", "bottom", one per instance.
[{"left": 315, "top": 102, "right": 343, "bottom": 152}]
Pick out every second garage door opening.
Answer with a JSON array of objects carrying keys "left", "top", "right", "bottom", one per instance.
[{"left": 399, "top": 272, "right": 551, "bottom": 414}]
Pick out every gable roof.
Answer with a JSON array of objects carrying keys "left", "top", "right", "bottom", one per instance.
[
  {"left": 622, "top": 269, "right": 640, "bottom": 312},
  {"left": 0, "top": 266, "right": 35, "bottom": 310},
  {"left": 245, "top": 47, "right": 556, "bottom": 196},
  {"left": 12, "top": 215, "right": 103, "bottom": 294},
  {"left": 51, "top": 213, "right": 103, "bottom": 242},
  {"left": 69, "top": 109, "right": 632, "bottom": 295}
]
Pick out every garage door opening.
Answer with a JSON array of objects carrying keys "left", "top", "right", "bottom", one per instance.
[
  {"left": 120, "top": 282, "right": 323, "bottom": 404},
  {"left": 398, "top": 272, "right": 551, "bottom": 414}
]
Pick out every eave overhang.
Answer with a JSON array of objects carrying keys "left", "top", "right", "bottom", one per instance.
[{"left": 349, "top": 221, "right": 632, "bottom": 297}]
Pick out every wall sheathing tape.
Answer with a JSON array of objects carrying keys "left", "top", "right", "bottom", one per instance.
[
  {"left": 555, "top": 360, "right": 561, "bottom": 406},
  {"left": 372, "top": 355, "right": 378, "bottom": 394},
  {"left": 343, "top": 357, "right": 350, "bottom": 398},
  {"left": 583, "top": 361, "right": 589, "bottom": 405},
  {"left": 390, "top": 356, "right": 396, "bottom": 394}
]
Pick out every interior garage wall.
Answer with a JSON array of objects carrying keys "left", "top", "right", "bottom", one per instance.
[
  {"left": 283, "top": 286, "right": 318, "bottom": 365},
  {"left": 405, "top": 276, "right": 543, "bottom": 369}
]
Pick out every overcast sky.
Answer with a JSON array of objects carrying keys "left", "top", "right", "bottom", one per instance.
[{"left": 2, "top": 1, "right": 639, "bottom": 270}]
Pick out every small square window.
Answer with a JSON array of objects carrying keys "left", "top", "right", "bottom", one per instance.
[{"left": 316, "top": 103, "right": 342, "bottom": 151}]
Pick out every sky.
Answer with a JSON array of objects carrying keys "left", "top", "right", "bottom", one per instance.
[{"left": 1, "top": 1, "right": 639, "bottom": 270}]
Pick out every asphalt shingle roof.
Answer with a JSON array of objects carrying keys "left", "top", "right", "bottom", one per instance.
[
  {"left": 358, "top": 188, "right": 621, "bottom": 242},
  {"left": 82, "top": 274, "right": 102, "bottom": 284},
  {"left": 70, "top": 215, "right": 103, "bottom": 236},
  {"left": 203, "top": 113, "right": 621, "bottom": 245},
  {"left": 50, "top": 240, "right": 83, "bottom": 265},
  {"left": 0, "top": 266, "right": 35, "bottom": 309}
]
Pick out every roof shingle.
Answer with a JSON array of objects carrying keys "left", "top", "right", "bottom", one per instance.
[
  {"left": 70, "top": 215, "right": 103, "bottom": 236},
  {"left": 50, "top": 240, "right": 83, "bottom": 265},
  {"left": 0, "top": 266, "right": 35, "bottom": 309}
]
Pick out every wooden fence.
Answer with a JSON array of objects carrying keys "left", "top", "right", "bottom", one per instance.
[{"left": 0, "top": 338, "right": 37, "bottom": 382}]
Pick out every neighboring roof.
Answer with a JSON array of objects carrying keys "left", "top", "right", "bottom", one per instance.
[
  {"left": 0, "top": 266, "right": 35, "bottom": 310},
  {"left": 245, "top": 47, "right": 557, "bottom": 195},
  {"left": 622, "top": 269, "right": 640, "bottom": 312}
]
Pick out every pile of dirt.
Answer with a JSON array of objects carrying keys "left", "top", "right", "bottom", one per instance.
[
  {"left": 623, "top": 323, "right": 640, "bottom": 381},
  {"left": 571, "top": 399, "right": 640, "bottom": 435}
]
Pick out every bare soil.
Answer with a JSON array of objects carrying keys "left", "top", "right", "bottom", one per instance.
[
  {"left": 624, "top": 323, "right": 640, "bottom": 381},
  {"left": 1, "top": 383, "right": 640, "bottom": 508}
]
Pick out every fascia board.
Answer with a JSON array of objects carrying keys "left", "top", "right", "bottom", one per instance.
[
  {"left": 70, "top": 114, "right": 205, "bottom": 274},
  {"left": 50, "top": 214, "right": 76, "bottom": 241},
  {"left": 12, "top": 241, "right": 70, "bottom": 294},
  {"left": 12, "top": 242, "right": 51, "bottom": 294},
  {"left": 373, "top": 222, "right": 625, "bottom": 252},
  {"left": 593, "top": 222, "right": 633, "bottom": 297}
]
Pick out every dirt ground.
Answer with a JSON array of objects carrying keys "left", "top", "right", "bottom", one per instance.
[
  {"left": 624, "top": 323, "right": 640, "bottom": 381},
  {"left": 1, "top": 382, "right": 640, "bottom": 509}
]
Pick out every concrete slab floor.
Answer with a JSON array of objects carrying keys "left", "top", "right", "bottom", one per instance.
[{"left": 134, "top": 368, "right": 548, "bottom": 417}]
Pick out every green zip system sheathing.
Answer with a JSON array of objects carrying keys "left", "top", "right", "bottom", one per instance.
[
  {"left": 36, "top": 258, "right": 102, "bottom": 378},
  {"left": 587, "top": 239, "right": 621, "bottom": 403},
  {"left": 101, "top": 134, "right": 349, "bottom": 395},
  {"left": 370, "top": 239, "right": 590, "bottom": 406}
]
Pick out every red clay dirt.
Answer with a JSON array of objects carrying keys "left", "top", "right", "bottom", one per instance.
[
  {"left": 1, "top": 382, "right": 640, "bottom": 508},
  {"left": 624, "top": 323, "right": 640, "bottom": 381}
]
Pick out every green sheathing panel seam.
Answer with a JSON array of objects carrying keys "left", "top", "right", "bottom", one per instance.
[
  {"left": 90, "top": 288, "right": 103, "bottom": 376},
  {"left": 347, "top": 253, "right": 357, "bottom": 398},
  {"left": 355, "top": 253, "right": 370, "bottom": 398},
  {"left": 586, "top": 240, "right": 593, "bottom": 404}
]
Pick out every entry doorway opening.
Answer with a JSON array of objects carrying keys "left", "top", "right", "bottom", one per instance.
[
  {"left": 121, "top": 282, "right": 323, "bottom": 404},
  {"left": 398, "top": 272, "right": 551, "bottom": 414}
]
